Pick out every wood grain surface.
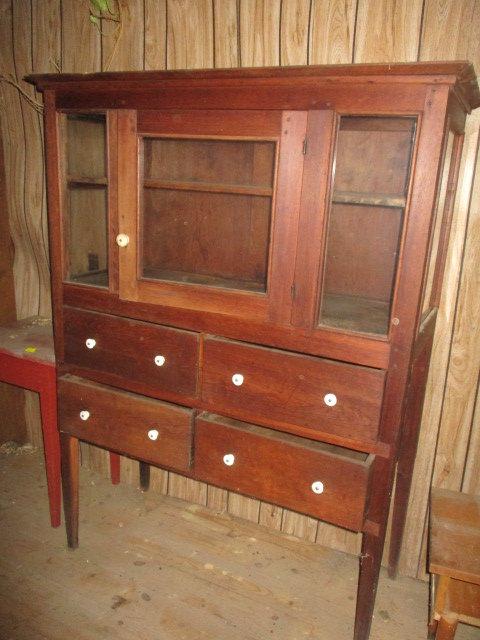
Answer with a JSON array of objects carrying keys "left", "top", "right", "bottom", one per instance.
[{"left": 2, "top": 0, "right": 480, "bottom": 579}]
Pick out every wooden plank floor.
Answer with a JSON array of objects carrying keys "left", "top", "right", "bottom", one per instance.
[{"left": 1, "top": 452, "right": 479, "bottom": 640}]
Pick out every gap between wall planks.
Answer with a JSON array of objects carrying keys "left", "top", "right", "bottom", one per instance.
[{"left": 1, "top": 0, "right": 479, "bottom": 580}]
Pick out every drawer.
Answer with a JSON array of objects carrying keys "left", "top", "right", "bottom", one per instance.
[
  {"left": 63, "top": 307, "right": 199, "bottom": 399},
  {"left": 58, "top": 375, "right": 193, "bottom": 472},
  {"left": 201, "top": 338, "right": 385, "bottom": 441},
  {"left": 194, "top": 414, "right": 373, "bottom": 531}
]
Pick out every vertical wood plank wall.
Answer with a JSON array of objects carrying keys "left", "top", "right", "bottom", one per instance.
[{"left": 1, "top": 0, "right": 479, "bottom": 580}]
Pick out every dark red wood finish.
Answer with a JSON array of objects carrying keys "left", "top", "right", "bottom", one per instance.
[
  {"left": 58, "top": 375, "right": 193, "bottom": 472},
  {"left": 201, "top": 337, "right": 385, "bottom": 443},
  {"left": 63, "top": 307, "right": 199, "bottom": 400},
  {"left": 194, "top": 413, "right": 373, "bottom": 531}
]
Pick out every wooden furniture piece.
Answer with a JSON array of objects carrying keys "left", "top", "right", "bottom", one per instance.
[
  {"left": 27, "top": 62, "right": 480, "bottom": 640},
  {"left": 428, "top": 489, "right": 480, "bottom": 639},
  {"left": 0, "top": 318, "right": 60, "bottom": 527}
]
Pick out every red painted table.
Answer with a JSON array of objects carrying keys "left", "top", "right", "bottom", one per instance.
[{"left": 0, "top": 317, "right": 121, "bottom": 527}]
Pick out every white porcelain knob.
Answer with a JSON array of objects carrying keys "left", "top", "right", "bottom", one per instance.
[
  {"left": 85, "top": 338, "right": 96, "bottom": 349},
  {"left": 79, "top": 410, "right": 90, "bottom": 421},
  {"left": 223, "top": 453, "right": 235, "bottom": 466},
  {"left": 154, "top": 355, "right": 166, "bottom": 367},
  {"left": 147, "top": 429, "right": 159, "bottom": 441},
  {"left": 311, "top": 481, "right": 324, "bottom": 494},
  {"left": 231, "top": 373, "right": 244, "bottom": 386},
  {"left": 116, "top": 233, "right": 130, "bottom": 248},
  {"left": 324, "top": 393, "right": 337, "bottom": 407}
]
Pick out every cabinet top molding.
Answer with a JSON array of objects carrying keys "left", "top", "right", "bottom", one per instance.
[{"left": 26, "top": 61, "right": 479, "bottom": 111}]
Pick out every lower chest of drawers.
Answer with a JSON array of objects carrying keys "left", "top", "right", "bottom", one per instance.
[{"left": 58, "top": 374, "right": 375, "bottom": 533}]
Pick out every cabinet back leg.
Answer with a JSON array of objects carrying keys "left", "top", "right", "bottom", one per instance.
[
  {"left": 60, "top": 433, "right": 79, "bottom": 549},
  {"left": 139, "top": 461, "right": 150, "bottom": 491},
  {"left": 354, "top": 532, "right": 384, "bottom": 640}
]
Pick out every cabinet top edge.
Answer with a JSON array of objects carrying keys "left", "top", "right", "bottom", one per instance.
[{"left": 25, "top": 61, "right": 480, "bottom": 110}]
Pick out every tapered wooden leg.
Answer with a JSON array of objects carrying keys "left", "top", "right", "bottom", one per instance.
[
  {"left": 60, "top": 432, "right": 79, "bottom": 549},
  {"left": 139, "top": 461, "right": 150, "bottom": 491},
  {"left": 354, "top": 531, "right": 384, "bottom": 640},
  {"left": 435, "top": 614, "right": 458, "bottom": 640},
  {"left": 109, "top": 452, "right": 121, "bottom": 485}
]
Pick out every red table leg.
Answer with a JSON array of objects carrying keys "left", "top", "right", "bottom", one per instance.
[{"left": 109, "top": 452, "right": 121, "bottom": 484}]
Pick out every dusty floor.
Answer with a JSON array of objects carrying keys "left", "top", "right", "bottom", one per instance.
[{"left": 0, "top": 452, "right": 479, "bottom": 640}]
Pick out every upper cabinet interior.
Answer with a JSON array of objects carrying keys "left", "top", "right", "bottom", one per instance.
[{"left": 318, "top": 115, "right": 416, "bottom": 336}]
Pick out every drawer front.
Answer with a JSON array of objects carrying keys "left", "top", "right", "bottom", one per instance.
[
  {"left": 63, "top": 307, "right": 199, "bottom": 399},
  {"left": 194, "top": 414, "right": 372, "bottom": 531},
  {"left": 58, "top": 376, "right": 193, "bottom": 472},
  {"left": 201, "top": 338, "right": 385, "bottom": 441}
]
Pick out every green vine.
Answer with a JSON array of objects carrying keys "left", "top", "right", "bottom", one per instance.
[{"left": 89, "top": 0, "right": 124, "bottom": 72}]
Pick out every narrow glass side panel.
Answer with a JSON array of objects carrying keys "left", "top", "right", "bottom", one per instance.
[
  {"left": 318, "top": 116, "right": 416, "bottom": 336},
  {"left": 140, "top": 137, "right": 276, "bottom": 293},
  {"left": 63, "top": 113, "right": 109, "bottom": 288}
]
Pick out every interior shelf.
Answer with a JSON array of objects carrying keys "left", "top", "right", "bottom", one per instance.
[
  {"left": 143, "top": 178, "right": 273, "bottom": 197},
  {"left": 332, "top": 191, "right": 406, "bottom": 208},
  {"left": 142, "top": 267, "right": 266, "bottom": 293},
  {"left": 69, "top": 270, "right": 109, "bottom": 287},
  {"left": 67, "top": 176, "right": 108, "bottom": 187},
  {"left": 320, "top": 293, "right": 390, "bottom": 335}
]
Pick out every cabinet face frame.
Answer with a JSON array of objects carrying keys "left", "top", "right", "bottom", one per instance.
[{"left": 116, "top": 109, "right": 307, "bottom": 323}]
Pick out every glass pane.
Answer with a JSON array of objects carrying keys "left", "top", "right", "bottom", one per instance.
[
  {"left": 67, "top": 186, "right": 108, "bottom": 287},
  {"left": 63, "top": 113, "right": 109, "bottom": 288},
  {"left": 319, "top": 116, "right": 416, "bottom": 335},
  {"left": 140, "top": 137, "right": 276, "bottom": 293}
]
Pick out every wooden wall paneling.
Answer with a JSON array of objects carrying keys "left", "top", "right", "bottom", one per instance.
[
  {"left": 419, "top": 0, "right": 480, "bottom": 63},
  {"left": 213, "top": 0, "right": 239, "bottom": 68},
  {"left": 279, "top": 0, "right": 311, "bottom": 66},
  {"left": 102, "top": 0, "right": 144, "bottom": 72},
  {"left": 432, "top": 127, "right": 480, "bottom": 490},
  {"left": 353, "top": 0, "right": 424, "bottom": 63},
  {"left": 166, "top": 0, "right": 214, "bottom": 70},
  {"left": 309, "top": 0, "right": 356, "bottom": 64},
  {"left": 239, "top": 0, "right": 281, "bottom": 67},
  {"left": 144, "top": 0, "right": 167, "bottom": 70},
  {"left": 0, "top": 2, "right": 41, "bottom": 448},
  {"left": 61, "top": 0, "right": 101, "bottom": 73},
  {"left": 0, "top": 120, "right": 26, "bottom": 445}
]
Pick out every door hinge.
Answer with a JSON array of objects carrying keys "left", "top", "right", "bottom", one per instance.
[{"left": 302, "top": 137, "right": 308, "bottom": 155}]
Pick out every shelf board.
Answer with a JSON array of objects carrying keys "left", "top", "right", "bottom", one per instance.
[
  {"left": 143, "top": 178, "right": 273, "bottom": 197},
  {"left": 142, "top": 266, "right": 266, "bottom": 293},
  {"left": 320, "top": 293, "right": 390, "bottom": 335},
  {"left": 67, "top": 176, "right": 108, "bottom": 187},
  {"left": 68, "top": 270, "right": 109, "bottom": 287},
  {"left": 332, "top": 191, "right": 406, "bottom": 208}
]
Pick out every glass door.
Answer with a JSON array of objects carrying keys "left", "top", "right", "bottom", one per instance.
[
  {"left": 117, "top": 110, "right": 307, "bottom": 323},
  {"left": 293, "top": 113, "right": 416, "bottom": 339}
]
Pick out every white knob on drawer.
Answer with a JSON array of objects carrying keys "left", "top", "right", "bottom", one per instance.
[
  {"left": 231, "top": 373, "right": 244, "bottom": 386},
  {"left": 323, "top": 393, "right": 337, "bottom": 407},
  {"left": 116, "top": 233, "right": 129, "bottom": 247},
  {"left": 147, "top": 429, "right": 159, "bottom": 441},
  {"left": 79, "top": 410, "right": 90, "bottom": 421},
  {"left": 223, "top": 453, "right": 235, "bottom": 466},
  {"left": 85, "top": 338, "right": 96, "bottom": 349},
  {"left": 311, "top": 481, "right": 324, "bottom": 494},
  {"left": 154, "top": 355, "right": 166, "bottom": 367}
]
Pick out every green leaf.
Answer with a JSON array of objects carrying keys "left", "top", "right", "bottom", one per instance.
[
  {"left": 90, "top": 0, "right": 108, "bottom": 13},
  {"left": 89, "top": 14, "right": 100, "bottom": 25}
]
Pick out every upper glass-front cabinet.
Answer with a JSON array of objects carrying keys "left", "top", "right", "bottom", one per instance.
[
  {"left": 318, "top": 116, "right": 416, "bottom": 336},
  {"left": 61, "top": 113, "right": 109, "bottom": 288}
]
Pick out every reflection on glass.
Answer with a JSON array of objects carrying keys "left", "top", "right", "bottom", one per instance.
[
  {"left": 63, "top": 113, "right": 109, "bottom": 287},
  {"left": 140, "top": 137, "right": 276, "bottom": 292},
  {"left": 319, "top": 116, "right": 416, "bottom": 335}
]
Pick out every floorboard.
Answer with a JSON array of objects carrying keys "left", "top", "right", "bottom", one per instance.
[{"left": 0, "top": 452, "right": 479, "bottom": 640}]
